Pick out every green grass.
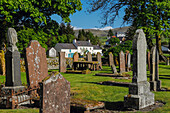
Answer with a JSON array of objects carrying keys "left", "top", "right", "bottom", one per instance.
[{"left": 0, "top": 64, "right": 170, "bottom": 112}]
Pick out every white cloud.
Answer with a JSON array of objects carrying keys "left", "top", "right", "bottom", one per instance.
[
  {"left": 73, "top": 26, "right": 83, "bottom": 30},
  {"left": 99, "top": 26, "right": 113, "bottom": 30}
]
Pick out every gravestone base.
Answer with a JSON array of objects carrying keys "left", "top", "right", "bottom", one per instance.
[
  {"left": 124, "top": 81, "right": 154, "bottom": 110},
  {"left": 150, "top": 80, "right": 161, "bottom": 91}
]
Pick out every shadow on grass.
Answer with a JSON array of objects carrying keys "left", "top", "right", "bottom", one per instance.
[{"left": 81, "top": 81, "right": 130, "bottom": 88}]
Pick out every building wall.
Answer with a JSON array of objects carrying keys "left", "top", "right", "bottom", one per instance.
[
  {"left": 77, "top": 46, "right": 94, "bottom": 55},
  {"left": 92, "top": 49, "right": 102, "bottom": 55},
  {"left": 61, "top": 49, "right": 77, "bottom": 58}
]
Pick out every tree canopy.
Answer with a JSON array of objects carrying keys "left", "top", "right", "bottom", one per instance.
[
  {"left": 0, "top": 0, "right": 82, "bottom": 50},
  {"left": 88, "top": 0, "right": 170, "bottom": 55}
]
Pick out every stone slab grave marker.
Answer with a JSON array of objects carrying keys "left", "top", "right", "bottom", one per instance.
[
  {"left": 48, "top": 47, "right": 56, "bottom": 58},
  {"left": 150, "top": 46, "right": 161, "bottom": 91},
  {"left": 59, "top": 52, "right": 66, "bottom": 72},
  {"left": 119, "top": 51, "right": 126, "bottom": 73},
  {"left": 97, "top": 52, "right": 102, "bottom": 69},
  {"left": 147, "top": 51, "right": 151, "bottom": 70},
  {"left": 124, "top": 29, "right": 154, "bottom": 110},
  {"left": 73, "top": 52, "right": 79, "bottom": 62},
  {"left": 108, "top": 52, "right": 113, "bottom": 66},
  {"left": 0, "top": 50, "right": 5, "bottom": 75},
  {"left": 25, "top": 40, "right": 48, "bottom": 88},
  {"left": 39, "top": 72, "right": 70, "bottom": 113},
  {"left": 127, "top": 53, "right": 131, "bottom": 72},
  {"left": 87, "top": 52, "right": 92, "bottom": 68}
]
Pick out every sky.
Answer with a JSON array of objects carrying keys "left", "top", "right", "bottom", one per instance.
[{"left": 51, "top": 0, "right": 130, "bottom": 30}]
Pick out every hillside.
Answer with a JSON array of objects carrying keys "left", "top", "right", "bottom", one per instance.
[{"left": 74, "top": 26, "right": 130, "bottom": 38}]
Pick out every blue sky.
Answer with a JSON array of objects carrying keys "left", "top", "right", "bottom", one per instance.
[{"left": 51, "top": 0, "right": 130, "bottom": 29}]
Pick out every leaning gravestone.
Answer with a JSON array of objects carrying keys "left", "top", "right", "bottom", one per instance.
[
  {"left": 108, "top": 52, "right": 114, "bottom": 66},
  {"left": 39, "top": 72, "right": 70, "bottom": 113},
  {"left": 119, "top": 51, "right": 126, "bottom": 73},
  {"left": 48, "top": 47, "right": 56, "bottom": 58},
  {"left": 97, "top": 52, "right": 102, "bottom": 69},
  {"left": 124, "top": 29, "right": 154, "bottom": 110},
  {"left": 59, "top": 52, "right": 66, "bottom": 72},
  {"left": 25, "top": 40, "right": 48, "bottom": 88},
  {"left": 73, "top": 52, "right": 79, "bottom": 62},
  {"left": 150, "top": 46, "right": 161, "bottom": 91}
]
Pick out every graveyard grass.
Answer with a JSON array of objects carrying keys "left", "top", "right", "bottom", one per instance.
[{"left": 0, "top": 64, "right": 170, "bottom": 112}]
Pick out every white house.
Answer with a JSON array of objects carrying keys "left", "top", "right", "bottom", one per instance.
[{"left": 54, "top": 39, "right": 102, "bottom": 58}]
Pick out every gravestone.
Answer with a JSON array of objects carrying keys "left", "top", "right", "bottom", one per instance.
[
  {"left": 97, "top": 52, "right": 102, "bottom": 69},
  {"left": 150, "top": 46, "right": 161, "bottom": 91},
  {"left": 86, "top": 52, "right": 92, "bottom": 61},
  {"left": 73, "top": 52, "right": 79, "bottom": 62},
  {"left": 59, "top": 52, "right": 66, "bottom": 72},
  {"left": 119, "top": 51, "right": 126, "bottom": 73},
  {"left": 127, "top": 53, "right": 131, "bottom": 72},
  {"left": 125, "top": 50, "right": 129, "bottom": 69},
  {"left": 25, "top": 40, "right": 48, "bottom": 88},
  {"left": 108, "top": 52, "right": 114, "bottom": 66},
  {"left": 0, "top": 50, "right": 5, "bottom": 75},
  {"left": 5, "top": 28, "right": 23, "bottom": 87},
  {"left": 48, "top": 47, "right": 56, "bottom": 58},
  {"left": 39, "top": 72, "right": 70, "bottom": 113},
  {"left": 124, "top": 29, "right": 154, "bottom": 110},
  {"left": 147, "top": 51, "right": 151, "bottom": 70}
]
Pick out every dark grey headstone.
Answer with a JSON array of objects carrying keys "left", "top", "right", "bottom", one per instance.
[
  {"left": 124, "top": 29, "right": 154, "bottom": 110},
  {"left": 150, "top": 46, "right": 161, "bottom": 91}
]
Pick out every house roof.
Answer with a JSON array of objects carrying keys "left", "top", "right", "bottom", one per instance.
[
  {"left": 75, "top": 41, "right": 93, "bottom": 46},
  {"left": 93, "top": 45, "right": 102, "bottom": 50},
  {"left": 56, "top": 43, "right": 76, "bottom": 49}
]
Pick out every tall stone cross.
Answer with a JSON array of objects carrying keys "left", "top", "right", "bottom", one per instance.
[{"left": 124, "top": 29, "right": 154, "bottom": 110}]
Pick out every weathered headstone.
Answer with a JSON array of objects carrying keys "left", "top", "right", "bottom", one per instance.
[
  {"left": 0, "top": 50, "right": 5, "bottom": 75},
  {"left": 147, "top": 51, "right": 151, "bottom": 70},
  {"left": 97, "top": 52, "right": 102, "bottom": 69},
  {"left": 119, "top": 51, "right": 126, "bottom": 73},
  {"left": 59, "top": 52, "right": 66, "bottom": 72},
  {"left": 25, "top": 40, "right": 48, "bottom": 88},
  {"left": 108, "top": 52, "right": 114, "bottom": 66},
  {"left": 125, "top": 50, "right": 129, "bottom": 68},
  {"left": 86, "top": 52, "right": 92, "bottom": 62},
  {"left": 150, "top": 46, "right": 161, "bottom": 91},
  {"left": 5, "top": 28, "right": 23, "bottom": 87},
  {"left": 73, "top": 52, "right": 79, "bottom": 62},
  {"left": 39, "top": 72, "right": 70, "bottom": 113},
  {"left": 127, "top": 53, "right": 131, "bottom": 72},
  {"left": 124, "top": 29, "right": 154, "bottom": 110},
  {"left": 48, "top": 47, "right": 56, "bottom": 58}
]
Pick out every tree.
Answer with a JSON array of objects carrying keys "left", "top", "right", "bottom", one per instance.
[
  {"left": 88, "top": 0, "right": 170, "bottom": 57},
  {"left": 107, "top": 29, "right": 114, "bottom": 37},
  {"left": 0, "top": 0, "right": 82, "bottom": 49},
  {"left": 109, "top": 37, "right": 120, "bottom": 46}
]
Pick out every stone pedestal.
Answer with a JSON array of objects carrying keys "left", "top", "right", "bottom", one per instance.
[
  {"left": 124, "top": 81, "right": 154, "bottom": 109},
  {"left": 5, "top": 50, "right": 22, "bottom": 86}
]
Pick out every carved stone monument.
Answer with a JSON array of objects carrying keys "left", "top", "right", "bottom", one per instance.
[
  {"left": 127, "top": 53, "right": 131, "bottom": 72},
  {"left": 97, "top": 52, "right": 102, "bottom": 69},
  {"left": 86, "top": 52, "right": 92, "bottom": 62},
  {"left": 59, "top": 52, "right": 66, "bottom": 72},
  {"left": 124, "top": 29, "right": 154, "bottom": 110},
  {"left": 119, "top": 51, "right": 126, "bottom": 73},
  {"left": 25, "top": 40, "right": 48, "bottom": 88},
  {"left": 147, "top": 51, "right": 151, "bottom": 70},
  {"left": 150, "top": 46, "right": 161, "bottom": 91},
  {"left": 5, "top": 28, "right": 23, "bottom": 88},
  {"left": 39, "top": 72, "right": 70, "bottom": 113}
]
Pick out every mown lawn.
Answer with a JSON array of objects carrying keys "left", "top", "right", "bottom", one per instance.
[{"left": 0, "top": 64, "right": 170, "bottom": 113}]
